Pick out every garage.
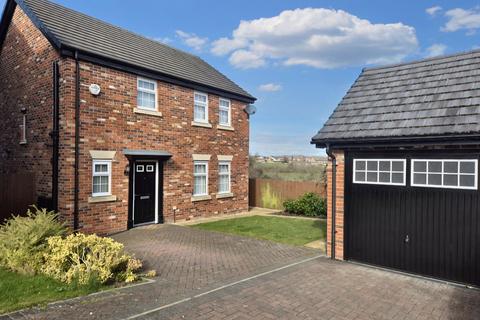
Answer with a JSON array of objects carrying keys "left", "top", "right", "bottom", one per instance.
[{"left": 311, "top": 49, "right": 480, "bottom": 287}]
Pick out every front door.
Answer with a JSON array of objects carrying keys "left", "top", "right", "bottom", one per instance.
[{"left": 133, "top": 161, "right": 157, "bottom": 225}]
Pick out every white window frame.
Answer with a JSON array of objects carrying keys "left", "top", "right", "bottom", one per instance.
[
  {"left": 218, "top": 161, "right": 231, "bottom": 194},
  {"left": 411, "top": 159, "right": 478, "bottom": 190},
  {"left": 219, "top": 98, "right": 231, "bottom": 127},
  {"left": 353, "top": 159, "right": 406, "bottom": 186},
  {"left": 194, "top": 91, "right": 209, "bottom": 123},
  {"left": 137, "top": 77, "right": 158, "bottom": 111},
  {"left": 193, "top": 161, "right": 209, "bottom": 196},
  {"left": 92, "top": 160, "right": 112, "bottom": 197},
  {"left": 19, "top": 113, "right": 27, "bottom": 144}
]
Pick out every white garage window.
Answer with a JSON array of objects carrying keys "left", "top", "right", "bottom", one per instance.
[
  {"left": 353, "top": 159, "right": 406, "bottom": 186},
  {"left": 411, "top": 159, "right": 478, "bottom": 190}
]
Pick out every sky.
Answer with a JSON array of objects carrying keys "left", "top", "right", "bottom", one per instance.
[{"left": 2, "top": 0, "right": 480, "bottom": 156}]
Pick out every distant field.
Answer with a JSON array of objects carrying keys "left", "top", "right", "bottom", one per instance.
[{"left": 250, "top": 161, "right": 326, "bottom": 182}]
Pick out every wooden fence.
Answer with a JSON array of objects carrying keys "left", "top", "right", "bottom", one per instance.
[
  {"left": 0, "top": 173, "right": 36, "bottom": 222},
  {"left": 249, "top": 178, "right": 326, "bottom": 209}
]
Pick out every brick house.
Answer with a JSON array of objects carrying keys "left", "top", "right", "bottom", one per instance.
[
  {"left": 0, "top": 0, "right": 256, "bottom": 234},
  {"left": 312, "top": 50, "right": 480, "bottom": 287}
]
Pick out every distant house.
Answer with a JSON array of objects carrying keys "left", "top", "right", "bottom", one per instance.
[
  {"left": 312, "top": 50, "right": 480, "bottom": 287},
  {"left": 0, "top": 0, "right": 255, "bottom": 234}
]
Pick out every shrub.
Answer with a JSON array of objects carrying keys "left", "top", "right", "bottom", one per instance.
[
  {"left": 0, "top": 206, "right": 66, "bottom": 275},
  {"left": 283, "top": 192, "right": 326, "bottom": 217},
  {"left": 42, "top": 233, "right": 142, "bottom": 285}
]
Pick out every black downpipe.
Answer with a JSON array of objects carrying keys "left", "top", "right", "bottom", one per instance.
[
  {"left": 326, "top": 145, "right": 336, "bottom": 260},
  {"left": 51, "top": 61, "right": 60, "bottom": 212},
  {"left": 73, "top": 52, "right": 80, "bottom": 231}
]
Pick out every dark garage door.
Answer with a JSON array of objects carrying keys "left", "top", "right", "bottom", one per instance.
[{"left": 345, "top": 152, "right": 480, "bottom": 287}]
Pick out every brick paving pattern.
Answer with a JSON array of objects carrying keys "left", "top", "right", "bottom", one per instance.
[{"left": 3, "top": 225, "right": 479, "bottom": 320}]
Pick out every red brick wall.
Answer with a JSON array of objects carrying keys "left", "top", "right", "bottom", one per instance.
[
  {"left": 326, "top": 150, "right": 345, "bottom": 260},
  {"left": 0, "top": 6, "right": 58, "bottom": 204},
  {"left": 56, "top": 60, "right": 250, "bottom": 234}
]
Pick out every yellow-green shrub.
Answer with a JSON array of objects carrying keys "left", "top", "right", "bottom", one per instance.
[
  {"left": 42, "top": 233, "right": 142, "bottom": 285},
  {"left": 0, "top": 206, "right": 66, "bottom": 275}
]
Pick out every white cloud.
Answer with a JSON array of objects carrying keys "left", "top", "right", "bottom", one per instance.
[
  {"left": 176, "top": 30, "right": 208, "bottom": 51},
  {"left": 258, "top": 83, "right": 282, "bottom": 92},
  {"left": 442, "top": 7, "right": 480, "bottom": 33},
  {"left": 425, "top": 43, "right": 447, "bottom": 57},
  {"left": 153, "top": 37, "right": 173, "bottom": 44},
  {"left": 211, "top": 8, "right": 418, "bottom": 69},
  {"left": 426, "top": 6, "right": 442, "bottom": 16}
]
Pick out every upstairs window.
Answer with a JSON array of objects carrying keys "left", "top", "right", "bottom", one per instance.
[
  {"left": 353, "top": 159, "right": 406, "bottom": 186},
  {"left": 412, "top": 159, "right": 478, "bottom": 190},
  {"left": 219, "top": 98, "right": 231, "bottom": 126},
  {"left": 137, "top": 78, "right": 157, "bottom": 110},
  {"left": 218, "top": 161, "right": 231, "bottom": 193},
  {"left": 92, "top": 160, "right": 111, "bottom": 197},
  {"left": 194, "top": 92, "right": 208, "bottom": 123},
  {"left": 193, "top": 161, "right": 208, "bottom": 196},
  {"left": 19, "top": 113, "right": 27, "bottom": 145}
]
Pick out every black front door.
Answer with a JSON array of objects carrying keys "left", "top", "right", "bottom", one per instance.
[{"left": 134, "top": 162, "right": 156, "bottom": 225}]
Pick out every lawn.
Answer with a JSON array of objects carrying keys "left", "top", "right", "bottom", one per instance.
[
  {"left": 190, "top": 215, "right": 326, "bottom": 246},
  {"left": 0, "top": 268, "right": 101, "bottom": 314}
]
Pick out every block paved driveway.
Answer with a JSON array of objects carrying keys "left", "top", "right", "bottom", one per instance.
[{"left": 4, "top": 224, "right": 480, "bottom": 320}]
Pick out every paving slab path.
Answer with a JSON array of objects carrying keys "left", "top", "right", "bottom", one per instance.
[{"left": 2, "top": 224, "right": 479, "bottom": 320}]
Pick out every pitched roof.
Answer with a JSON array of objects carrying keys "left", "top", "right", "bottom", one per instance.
[
  {"left": 312, "top": 49, "right": 480, "bottom": 146},
  {"left": 5, "top": 0, "right": 254, "bottom": 102}
]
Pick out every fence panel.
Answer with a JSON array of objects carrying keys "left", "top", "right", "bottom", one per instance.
[
  {"left": 249, "top": 178, "right": 326, "bottom": 209},
  {"left": 0, "top": 173, "right": 36, "bottom": 222}
]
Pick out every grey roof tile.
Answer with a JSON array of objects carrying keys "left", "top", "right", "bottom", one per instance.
[
  {"left": 313, "top": 49, "right": 480, "bottom": 143},
  {"left": 17, "top": 0, "right": 254, "bottom": 101}
]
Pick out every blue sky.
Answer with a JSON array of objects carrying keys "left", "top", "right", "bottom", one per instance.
[{"left": 2, "top": 0, "right": 480, "bottom": 155}]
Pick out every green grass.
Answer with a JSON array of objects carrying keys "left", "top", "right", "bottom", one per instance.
[
  {"left": 191, "top": 215, "right": 326, "bottom": 246},
  {"left": 0, "top": 268, "right": 102, "bottom": 314}
]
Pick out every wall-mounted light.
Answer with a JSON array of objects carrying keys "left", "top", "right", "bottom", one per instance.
[{"left": 124, "top": 164, "right": 130, "bottom": 176}]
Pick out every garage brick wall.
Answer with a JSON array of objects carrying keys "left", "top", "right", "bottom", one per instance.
[
  {"left": 326, "top": 150, "right": 345, "bottom": 260},
  {"left": 0, "top": 6, "right": 58, "bottom": 203}
]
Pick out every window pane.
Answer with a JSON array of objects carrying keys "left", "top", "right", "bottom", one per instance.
[
  {"left": 460, "top": 175, "right": 475, "bottom": 187},
  {"left": 219, "top": 109, "right": 229, "bottom": 124},
  {"left": 367, "top": 161, "right": 378, "bottom": 171},
  {"left": 444, "top": 162, "right": 458, "bottom": 173},
  {"left": 139, "top": 80, "right": 155, "bottom": 90},
  {"left": 220, "top": 99, "right": 229, "bottom": 107},
  {"left": 444, "top": 174, "right": 458, "bottom": 186},
  {"left": 355, "top": 172, "right": 365, "bottom": 182},
  {"left": 428, "top": 173, "right": 442, "bottom": 185},
  {"left": 392, "top": 173, "right": 403, "bottom": 184},
  {"left": 194, "top": 176, "right": 206, "bottom": 195},
  {"left": 413, "top": 161, "right": 427, "bottom": 173},
  {"left": 219, "top": 164, "right": 229, "bottom": 173},
  {"left": 367, "top": 172, "right": 377, "bottom": 182},
  {"left": 392, "top": 161, "right": 404, "bottom": 172},
  {"left": 379, "top": 172, "right": 390, "bottom": 183},
  {"left": 460, "top": 162, "right": 475, "bottom": 174},
  {"left": 355, "top": 161, "right": 366, "bottom": 170},
  {"left": 194, "top": 104, "right": 206, "bottom": 121},
  {"left": 379, "top": 161, "right": 390, "bottom": 171},
  {"left": 194, "top": 93, "right": 207, "bottom": 103},
  {"left": 95, "top": 164, "right": 108, "bottom": 173},
  {"left": 219, "top": 175, "right": 229, "bottom": 193},
  {"left": 138, "top": 91, "right": 155, "bottom": 109},
  {"left": 428, "top": 161, "right": 442, "bottom": 173},
  {"left": 194, "top": 164, "right": 206, "bottom": 174},
  {"left": 413, "top": 173, "right": 426, "bottom": 185}
]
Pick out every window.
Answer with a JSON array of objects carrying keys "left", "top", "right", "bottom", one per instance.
[
  {"left": 219, "top": 98, "right": 231, "bottom": 126},
  {"left": 193, "top": 161, "right": 208, "bottom": 196},
  {"left": 92, "top": 160, "right": 111, "bottom": 196},
  {"left": 218, "top": 161, "right": 231, "bottom": 193},
  {"left": 411, "top": 159, "right": 478, "bottom": 190},
  {"left": 194, "top": 92, "right": 208, "bottom": 123},
  {"left": 353, "top": 159, "right": 406, "bottom": 186},
  {"left": 137, "top": 78, "right": 157, "bottom": 110},
  {"left": 19, "top": 113, "right": 27, "bottom": 144}
]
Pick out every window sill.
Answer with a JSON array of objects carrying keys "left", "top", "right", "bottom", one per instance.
[
  {"left": 134, "top": 108, "right": 162, "bottom": 117},
  {"left": 191, "top": 195, "right": 212, "bottom": 202},
  {"left": 88, "top": 195, "right": 117, "bottom": 203},
  {"left": 216, "top": 192, "right": 234, "bottom": 199},
  {"left": 217, "top": 125, "right": 234, "bottom": 131},
  {"left": 19, "top": 141, "right": 27, "bottom": 145},
  {"left": 191, "top": 121, "right": 212, "bottom": 128}
]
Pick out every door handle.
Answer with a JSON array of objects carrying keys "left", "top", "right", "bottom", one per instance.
[{"left": 405, "top": 235, "right": 409, "bottom": 243}]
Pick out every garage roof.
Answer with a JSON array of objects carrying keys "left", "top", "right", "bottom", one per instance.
[
  {"left": 312, "top": 50, "right": 480, "bottom": 146},
  {"left": 2, "top": 0, "right": 255, "bottom": 102}
]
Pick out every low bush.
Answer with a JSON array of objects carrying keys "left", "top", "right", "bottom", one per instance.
[
  {"left": 42, "top": 233, "right": 142, "bottom": 285},
  {"left": 283, "top": 192, "right": 326, "bottom": 217},
  {"left": 0, "top": 206, "right": 66, "bottom": 275}
]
